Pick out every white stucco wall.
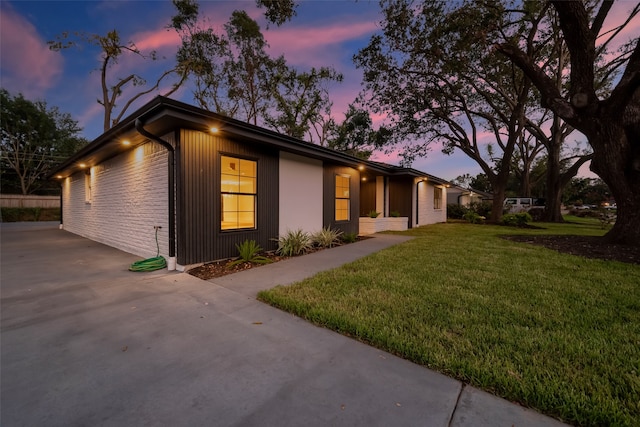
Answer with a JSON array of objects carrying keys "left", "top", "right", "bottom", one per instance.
[
  {"left": 278, "top": 152, "right": 324, "bottom": 236},
  {"left": 415, "top": 180, "right": 447, "bottom": 226},
  {"left": 61, "top": 142, "right": 169, "bottom": 259}
]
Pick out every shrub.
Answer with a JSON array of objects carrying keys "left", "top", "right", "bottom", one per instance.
[
  {"left": 341, "top": 232, "right": 358, "bottom": 243},
  {"left": 469, "top": 201, "right": 492, "bottom": 218},
  {"left": 366, "top": 210, "right": 381, "bottom": 218},
  {"left": 447, "top": 204, "right": 468, "bottom": 219},
  {"left": 390, "top": 210, "right": 401, "bottom": 217},
  {"left": 228, "top": 240, "right": 272, "bottom": 267},
  {"left": 501, "top": 212, "right": 532, "bottom": 227},
  {"left": 313, "top": 227, "right": 343, "bottom": 248},
  {"left": 0, "top": 207, "right": 61, "bottom": 222},
  {"left": 275, "top": 229, "right": 314, "bottom": 256},
  {"left": 463, "top": 211, "right": 485, "bottom": 224}
]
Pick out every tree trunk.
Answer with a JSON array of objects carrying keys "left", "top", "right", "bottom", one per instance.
[
  {"left": 589, "top": 126, "right": 640, "bottom": 246},
  {"left": 543, "top": 137, "right": 564, "bottom": 222},
  {"left": 490, "top": 183, "right": 507, "bottom": 223}
]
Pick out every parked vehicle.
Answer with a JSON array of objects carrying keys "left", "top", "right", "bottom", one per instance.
[{"left": 503, "top": 197, "right": 545, "bottom": 214}]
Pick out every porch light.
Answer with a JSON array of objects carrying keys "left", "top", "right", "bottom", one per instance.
[
  {"left": 358, "top": 165, "right": 365, "bottom": 171},
  {"left": 362, "top": 177, "right": 367, "bottom": 182},
  {"left": 210, "top": 126, "right": 219, "bottom": 133},
  {"left": 56, "top": 175, "right": 63, "bottom": 179},
  {"left": 79, "top": 163, "right": 87, "bottom": 168},
  {"left": 122, "top": 140, "right": 131, "bottom": 146}
]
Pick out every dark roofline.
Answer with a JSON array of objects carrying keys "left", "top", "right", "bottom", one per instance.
[{"left": 49, "top": 96, "right": 451, "bottom": 184}]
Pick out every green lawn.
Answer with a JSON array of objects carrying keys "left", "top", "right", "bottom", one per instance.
[{"left": 259, "top": 219, "right": 640, "bottom": 426}]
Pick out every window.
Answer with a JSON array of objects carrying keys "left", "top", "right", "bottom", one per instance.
[
  {"left": 434, "top": 187, "right": 442, "bottom": 210},
  {"left": 335, "top": 174, "right": 350, "bottom": 221},
  {"left": 221, "top": 155, "right": 256, "bottom": 230}
]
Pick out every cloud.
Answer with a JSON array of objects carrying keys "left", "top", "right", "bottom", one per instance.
[
  {"left": 0, "top": 3, "right": 64, "bottom": 98},
  {"left": 266, "top": 20, "right": 379, "bottom": 68}
]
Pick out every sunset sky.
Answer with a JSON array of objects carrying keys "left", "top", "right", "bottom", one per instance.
[{"left": 1, "top": 0, "right": 638, "bottom": 181}]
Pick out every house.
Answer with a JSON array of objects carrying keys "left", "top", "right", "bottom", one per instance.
[
  {"left": 446, "top": 185, "right": 493, "bottom": 207},
  {"left": 50, "top": 97, "right": 450, "bottom": 271}
]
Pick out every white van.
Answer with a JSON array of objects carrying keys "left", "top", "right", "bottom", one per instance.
[{"left": 503, "top": 197, "right": 534, "bottom": 213}]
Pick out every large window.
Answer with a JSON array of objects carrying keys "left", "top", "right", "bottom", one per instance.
[
  {"left": 221, "top": 155, "right": 256, "bottom": 230},
  {"left": 335, "top": 174, "right": 350, "bottom": 221},
  {"left": 434, "top": 186, "right": 442, "bottom": 210}
]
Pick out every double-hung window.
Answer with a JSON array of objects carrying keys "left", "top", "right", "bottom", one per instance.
[
  {"left": 221, "top": 155, "right": 256, "bottom": 230},
  {"left": 335, "top": 174, "right": 350, "bottom": 221},
  {"left": 434, "top": 187, "right": 443, "bottom": 210}
]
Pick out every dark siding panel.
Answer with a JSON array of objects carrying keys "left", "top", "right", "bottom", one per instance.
[
  {"left": 178, "top": 129, "right": 278, "bottom": 265},
  {"left": 359, "top": 179, "right": 376, "bottom": 216},
  {"left": 389, "top": 176, "right": 413, "bottom": 227},
  {"left": 323, "top": 164, "right": 359, "bottom": 235}
]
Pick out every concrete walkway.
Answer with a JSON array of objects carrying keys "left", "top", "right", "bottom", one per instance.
[{"left": 1, "top": 222, "right": 568, "bottom": 426}]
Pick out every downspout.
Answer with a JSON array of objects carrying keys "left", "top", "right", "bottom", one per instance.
[
  {"left": 134, "top": 118, "right": 177, "bottom": 271},
  {"left": 59, "top": 183, "right": 64, "bottom": 230},
  {"left": 415, "top": 180, "right": 419, "bottom": 227}
]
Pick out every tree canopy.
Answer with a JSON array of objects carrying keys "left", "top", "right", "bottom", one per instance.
[{"left": 0, "top": 89, "right": 88, "bottom": 194}]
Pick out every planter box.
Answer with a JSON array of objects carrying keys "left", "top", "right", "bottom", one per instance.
[{"left": 359, "top": 217, "right": 408, "bottom": 235}]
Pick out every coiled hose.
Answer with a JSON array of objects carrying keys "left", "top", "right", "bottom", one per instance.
[{"left": 129, "top": 227, "right": 167, "bottom": 272}]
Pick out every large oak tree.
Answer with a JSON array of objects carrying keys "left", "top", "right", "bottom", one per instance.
[{"left": 497, "top": 0, "right": 640, "bottom": 244}]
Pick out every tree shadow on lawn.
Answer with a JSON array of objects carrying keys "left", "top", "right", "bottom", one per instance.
[{"left": 501, "top": 234, "right": 640, "bottom": 265}]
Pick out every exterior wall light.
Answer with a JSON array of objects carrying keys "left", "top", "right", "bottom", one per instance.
[{"left": 210, "top": 127, "right": 219, "bottom": 133}]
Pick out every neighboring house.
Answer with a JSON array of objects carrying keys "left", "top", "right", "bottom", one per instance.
[
  {"left": 446, "top": 185, "right": 493, "bottom": 206},
  {"left": 50, "top": 97, "right": 450, "bottom": 270}
]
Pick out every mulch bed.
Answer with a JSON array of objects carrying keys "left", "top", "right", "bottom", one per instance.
[
  {"left": 187, "top": 251, "right": 290, "bottom": 280},
  {"left": 188, "top": 236, "right": 372, "bottom": 280},
  {"left": 501, "top": 235, "right": 640, "bottom": 265}
]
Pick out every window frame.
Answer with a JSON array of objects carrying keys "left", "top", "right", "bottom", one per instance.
[
  {"left": 220, "top": 154, "right": 258, "bottom": 231},
  {"left": 434, "top": 186, "right": 443, "bottom": 210}
]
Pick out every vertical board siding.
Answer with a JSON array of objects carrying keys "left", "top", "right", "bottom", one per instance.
[
  {"left": 323, "top": 164, "right": 359, "bottom": 235},
  {"left": 359, "top": 179, "right": 376, "bottom": 217},
  {"left": 389, "top": 176, "right": 413, "bottom": 227},
  {"left": 178, "top": 129, "right": 279, "bottom": 265}
]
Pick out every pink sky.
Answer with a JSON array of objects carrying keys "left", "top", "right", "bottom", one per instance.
[{"left": 1, "top": 0, "right": 638, "bottom": 181}]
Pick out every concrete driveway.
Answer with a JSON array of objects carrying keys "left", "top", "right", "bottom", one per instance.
[{"left": 1, "top": 222, "right": 567, "bottom": 426}]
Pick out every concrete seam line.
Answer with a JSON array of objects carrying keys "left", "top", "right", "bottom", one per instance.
[{"left": 448, "top": 383, "right": 466, "bottom": 427}]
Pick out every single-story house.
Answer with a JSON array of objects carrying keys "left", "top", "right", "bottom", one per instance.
[
  {"left": 50, "top": 97, "right": 451, "bottom": 270},
  {"left": 446, "top": 185, "right": 493, "bottom": 207}
]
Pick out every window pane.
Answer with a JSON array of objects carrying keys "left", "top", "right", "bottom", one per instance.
[
  {"left": 239, "top": 176, "right": 256, "bottom": 193},
  {"left": 240, "top": 159, "right": 256, "bottom": 177},
  {"left": 238, "top": 211, "right": 255, "bottom": 229},
  {"left": 222, "top": 194, "right": 238, "bottom": 212},
  {"left": 237, "top": 195, "right": 255, "bottom": 212},
  {"left": 221, "top": 174, "right": 240, "bottom": 193},
  {"left": 221, "top": 211, "right": 238, "bottom": 230},
  {"left": 221, "top": 156, "right": 240, "bottom": 176}
]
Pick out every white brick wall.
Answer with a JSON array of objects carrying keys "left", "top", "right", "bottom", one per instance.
[
  {"left": 62, "top": 142, "right": 169, "bottom": 259},
  {"left": 415, "top": 180, "right": 447, "bottom": 226}
]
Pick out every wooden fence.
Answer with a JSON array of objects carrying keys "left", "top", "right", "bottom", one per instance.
[{"left": 0, "top": 194, "right": 60, "bottom": 208}]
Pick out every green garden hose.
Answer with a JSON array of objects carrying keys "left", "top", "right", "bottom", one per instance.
[{"left": 129, "top": 227, "right": 167, "bottom": 272}]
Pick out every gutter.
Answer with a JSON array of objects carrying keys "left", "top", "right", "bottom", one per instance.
[{"left": 134, "top": 118, "right": 177, "bottom": 271}]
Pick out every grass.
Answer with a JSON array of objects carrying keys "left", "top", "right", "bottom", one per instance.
[{"left": 259, "top": 218, "right": 640, "bottom": 426}]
